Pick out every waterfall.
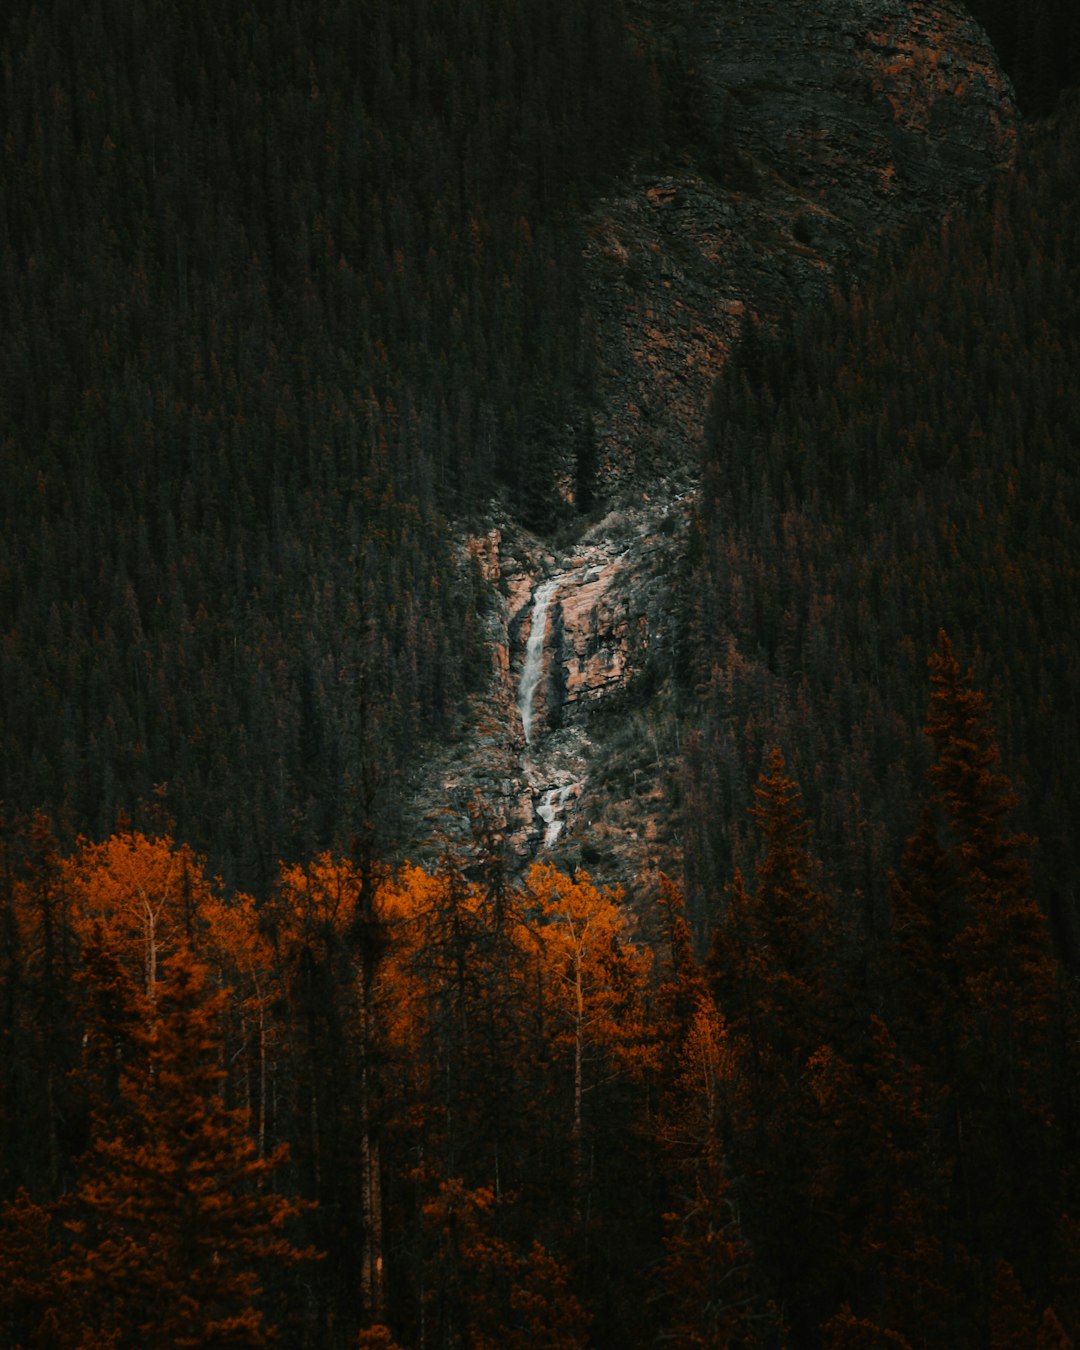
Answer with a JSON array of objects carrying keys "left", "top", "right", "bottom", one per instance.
[
  {"left": 518, "top": 575, "right": 560, "bottom": 745},
  {"left": 537, "top": 783, "right": 575, "bottom": 847}
]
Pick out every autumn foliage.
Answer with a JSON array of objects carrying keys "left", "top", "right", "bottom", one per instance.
[{"left": 1, "top": 637, "right": 1078, "bottom": 1346}]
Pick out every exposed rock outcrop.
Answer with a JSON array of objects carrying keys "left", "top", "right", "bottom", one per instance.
[
  {"left": 592, "top": 0, "right": 1017, "bottom": 490},
  {"left": 404, "top": 0, "right": 1018, "bottom": 898},
  {"left": 407, "top": 493, "right": 687, "bottom": 869}
]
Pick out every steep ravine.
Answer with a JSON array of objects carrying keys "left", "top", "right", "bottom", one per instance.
[
  {"left": 402, "top": 0, "right": 1019, "bottom": 898},
  {"left": 406, "top": 492, "right": 688, "bottom": 886}
]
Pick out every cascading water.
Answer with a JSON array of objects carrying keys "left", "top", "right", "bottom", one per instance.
[
  {"left": 537, "top": 783, "right": 575, "bottom": 847},
  {"left": 519, "top": 575, "right": 579, "bottom": 849},
  {"left": 518, "top": 575, "right": 560, "bottom": 745}
]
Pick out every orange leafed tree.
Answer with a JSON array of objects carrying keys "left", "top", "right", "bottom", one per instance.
[
  {"left": 524, "top": 863, "right": 653, "bottom": 1177},
  {"left": 60, "top": 828, "right": 282, "bottom": 1169},
  {"left": 60, "top": 828, "right": 211, "bottom": 994}
]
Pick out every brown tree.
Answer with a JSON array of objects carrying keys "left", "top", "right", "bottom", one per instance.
[
  {"left": 54, "top": 945, "right": 317, "bottom": 1349},
  {"left": 419, "top": 1178, "right": 589, "bottom": 1350},
  {"left": 0, "top": 1187, "right": 61, "bottom": 1348}
]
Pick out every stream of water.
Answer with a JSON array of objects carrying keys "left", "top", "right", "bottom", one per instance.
[
  {"left": 518, "top": 575, "right": 560, "bottom": 744},
  {"left": 537, "top": 784, "right": 575, "bottom": 846}
]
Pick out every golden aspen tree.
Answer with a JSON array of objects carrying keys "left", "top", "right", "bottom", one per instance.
[
  {"left": 60, "top": 828, "right": 217, "bottom": 995},
  {"left": 525, "top": 863, "right": 653, "bottom": 1201}
]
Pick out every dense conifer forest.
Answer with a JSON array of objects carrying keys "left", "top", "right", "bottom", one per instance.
[
  {"left": 683, "top": 92, "right": 1080, "bottom": 950},
  {"left": 0, "top": 0, "right": 653, "bottom": 888},
  {"left": 2, "top": 0, "right": 1080, "bottom": 1345}
]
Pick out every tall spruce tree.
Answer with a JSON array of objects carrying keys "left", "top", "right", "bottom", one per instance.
[
  {"left": 888, "top": 633, "right": 1074, "bottom": 1332},
  {"left": 55, "top": 946, "right": 316, "bottom": 1349}
]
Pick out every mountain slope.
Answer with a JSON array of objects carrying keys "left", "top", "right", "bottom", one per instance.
[{"left": 406, "top": 0, "right": 1022, "bottom": 898}]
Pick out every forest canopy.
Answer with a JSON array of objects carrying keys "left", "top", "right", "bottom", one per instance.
[
  {"left": 0, "top": 0, "right": 653, "bottom": 887},
  {"left": 2, "top": 0, "right": 1080, "bottom": 1344},
  {"left": 683, "top": 89, "right": 1080, "bottom": 953},
  {"left": 3, "top": 640, "right": 1079, "bottom": 1345}
]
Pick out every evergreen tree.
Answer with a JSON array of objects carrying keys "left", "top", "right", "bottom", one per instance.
[
  {"left": 0, "top": 1188, "right": 60, "bottom": 1349},
  {"left": 419, "top": 1179, "right": 589, "bottom": 1350},
  {"left": 888, "top": 633, "right": 1074, "bottom": 1333},
  {"left": 688, "top": 98, "right": 1080, "bottom": 943},
  {"left": 709, "top": 749, "right": 836, "bottom": 1067},
  {"left": 706, "top": 753, "right": 847, "bottom": 1341},
  {"left": 55, "top": 946, "right": 317, "bottom": 1349}
]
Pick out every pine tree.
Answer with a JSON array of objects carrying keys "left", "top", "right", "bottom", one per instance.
[
  {"left": 0, "top": 1188, "right": 60, "bottom": 1349},
  {"left": 419, "top": 1179, "right": 589, "bottom": 1350},
  {"left": 926, "top": 634, "right": 1062, "bottom": 1247},
  {"left": 887, "top": 807, "right": 956, "bottom": 1066},
  {"left": 657, "top": 1158, "right": 785, "bottom": 1349},
  {"left": 652, "top": 940, "right": 785, "bottom": 1349},
  {"left": 57, "top": 946, "right": 317, "bottom": 1349},
  {"left": 6, "top": 812, "right": 80, "bottom": 1194},
  {"left": 709, "top": 749, "right": 835, "bottom": 1068},
  {"left": 705, "top": 752, "right": 846, "bottom": 1341},
  {"left": 651, "top": 875, "right": 710, "bottom": 1103},
  {"left": 888, "top": 633, "right": 1072, "bottom": 1327}
]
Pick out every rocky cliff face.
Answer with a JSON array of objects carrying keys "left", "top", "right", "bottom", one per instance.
[
  {"left": 404, "top": 0, "right": 1017, "bottom": 898},
  {"left": 407, "top": 495, "right": 688, "bottom": 873},
  {"left": 593, "top": 0, "right": 1017, "bottom": 488}
]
